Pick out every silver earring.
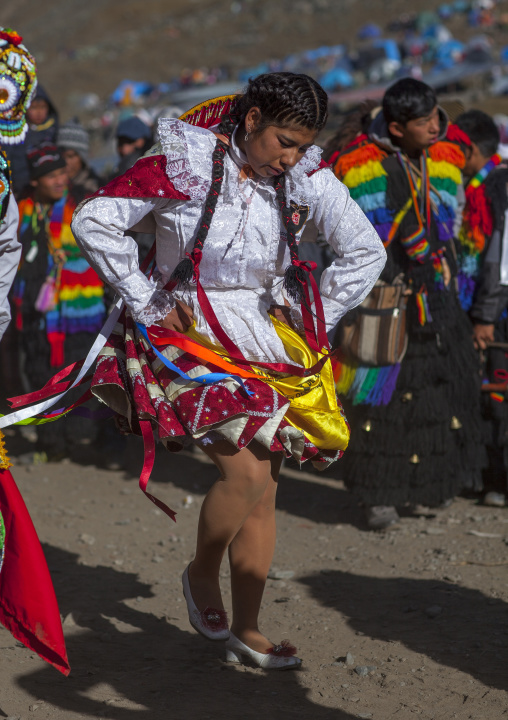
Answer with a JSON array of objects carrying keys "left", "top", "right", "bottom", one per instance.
[{"left": 244, "top": 132, "right": 249, "bottom": 142}]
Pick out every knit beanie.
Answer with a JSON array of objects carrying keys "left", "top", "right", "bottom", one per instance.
[
  {"left": 27, "top": 143, "right": 66, "bottom": 180},
  {"left": 57, "top": 120, "right": 89, "bottom": 162}
]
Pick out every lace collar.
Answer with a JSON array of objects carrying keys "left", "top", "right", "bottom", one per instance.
[{"left": 157, "top": 117, "right": 323, "bottom": 206}]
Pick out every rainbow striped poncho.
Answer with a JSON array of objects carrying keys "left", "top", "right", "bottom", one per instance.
[
  {"left": 333, "top": 132, "right": 464, "bottom": 254},
  {"left": 16, "top": 192, "right": 105, "bottom": 367},
  {"left": 456, "top": 153, "right": 502, "bottom": 311},
  {"left": 331, "top": 128, "right": 466, "bottom": 406}
]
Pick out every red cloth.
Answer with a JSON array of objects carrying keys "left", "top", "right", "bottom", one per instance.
[
  {"left": 0, "top": 469, "right": 70, "bottom": 675},
  {"left": 93, "top": 154, "right": 330, "bottom": 201},
  {"left": 93, "top": 155, "right": 190, "bottom": 201}
]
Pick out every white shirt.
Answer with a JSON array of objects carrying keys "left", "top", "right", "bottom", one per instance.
[{"left": 72, "top": 119, "right": 386, "bottom": 365}]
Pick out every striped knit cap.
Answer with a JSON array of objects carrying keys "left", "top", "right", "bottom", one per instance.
[{"left": 57, "top": 120, "right": 89, "bottom": 162}]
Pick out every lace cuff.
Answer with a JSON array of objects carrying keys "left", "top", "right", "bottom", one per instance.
[{"left": 132, "top": 288, "right": 176, "bottom": 326}]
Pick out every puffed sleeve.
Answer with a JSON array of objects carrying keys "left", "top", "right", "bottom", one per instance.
[
  {"left": 310, "top": 169, "right": 386, "bottom": 332},
  {"left": 0, "top": 194, "right": 22, "bottom": 341},
  {"left": 71, "top": 196, "right": 179, "bottom": 325}
]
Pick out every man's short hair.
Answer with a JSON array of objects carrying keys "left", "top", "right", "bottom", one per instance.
[
  {"left": 383, "top": 78, "right": 437, "bottom": 126},
  {"left": 455, "top": 110, "right": 500, "bottom": 158}
]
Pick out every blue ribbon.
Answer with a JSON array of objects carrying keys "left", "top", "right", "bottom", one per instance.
[{"left": 136, "top": 323, "right": 254, "bottom": 397}]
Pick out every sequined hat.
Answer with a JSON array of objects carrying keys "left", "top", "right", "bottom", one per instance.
[{"left": 0, "top": 27, "right": 37, "bottom": 145}]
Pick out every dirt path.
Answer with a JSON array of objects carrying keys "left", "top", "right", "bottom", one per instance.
[{"left": 1, "top": 437, "right": 507, "bottom": 719}]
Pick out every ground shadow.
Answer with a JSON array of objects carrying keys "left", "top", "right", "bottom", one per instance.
[
  {"left": 300, "top": 569, "right": 508, "bottom": 692},
  {"left": 15, "top": 545, "right": 358, "bottom": 720}
]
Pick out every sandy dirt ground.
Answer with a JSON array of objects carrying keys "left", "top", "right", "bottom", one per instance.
[{"left": 1, "top": 434, "right": 507, "bottom": 720}]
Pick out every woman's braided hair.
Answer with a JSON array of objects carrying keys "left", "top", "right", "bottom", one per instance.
[{"left": 171, "top": 72, "right": 328, "bottom": 303}]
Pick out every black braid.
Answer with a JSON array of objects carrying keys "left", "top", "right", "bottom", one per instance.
[
  {"left": 273, "top": 176, "right": 308, "bottom": 303},
  {"left": 170, "top": 109, "right": 241, "bottom": 286},
  {"left": 171, "top": 72, "right": 328, "bottom": 299}
]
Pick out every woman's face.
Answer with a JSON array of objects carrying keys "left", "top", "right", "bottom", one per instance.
[{"left": 238, "top": 107, "right": 318, "bottom": 178}]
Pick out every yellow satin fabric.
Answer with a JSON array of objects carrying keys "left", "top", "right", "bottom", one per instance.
[{"left": 185, "top": 318, "right": 349, "bottom": 453}]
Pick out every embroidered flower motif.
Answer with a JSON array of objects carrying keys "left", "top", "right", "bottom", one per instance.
[{"left": 157, "top": 188, "right": 165, "bottom": 196}]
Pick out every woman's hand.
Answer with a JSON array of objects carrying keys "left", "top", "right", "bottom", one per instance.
[
  {"left": 156, "top": 300, "right": 194, "bottom": 332},
  {"left": 269, "top": 304, "right": 293, "bottom": 327}
]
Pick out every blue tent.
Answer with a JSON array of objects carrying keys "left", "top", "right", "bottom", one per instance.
[
  {"left": 373, "top": 39, "right": 401, "bottom": 63},
  {"left": 438, "top": 4, "right": 454, "bottom": 18},
  {"left": 435, "top": 39, "right": 465, "bottom": 65},
  {"left": 319, "top": 67, "right": 354, "bottom": 90},
  {"left": 358, "top": 23, "right": 382, "bottom": 40}
]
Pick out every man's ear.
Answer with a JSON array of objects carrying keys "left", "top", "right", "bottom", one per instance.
[
  {"left": 388, "top": 120, "right": 404, "bottom": 139},
  {"left": 29, "top": 179, "right": 37, "bottom": 188}
]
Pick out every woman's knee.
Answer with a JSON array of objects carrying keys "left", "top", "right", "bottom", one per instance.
[{"left": 222, "top": 462, "right": 271, "bottom": 501}]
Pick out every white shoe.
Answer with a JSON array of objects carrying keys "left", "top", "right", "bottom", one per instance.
[
  {"left": 225, "top": 632, "right": 302, "bottom": 670},
  {"left": 366, "top": 505, "right": 400, "bottom": 530},
  {"left": 182, "top": 564, "right": 230, "bottom": 641}
]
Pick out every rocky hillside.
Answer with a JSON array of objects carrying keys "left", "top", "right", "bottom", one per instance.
[{"left": 1, "top": 0, "right": 490, "bottom": 117}]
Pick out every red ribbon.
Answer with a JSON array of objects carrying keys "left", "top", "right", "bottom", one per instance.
[
  {"left": 139, "top": 420, "right": 177, "bottom": 522},
  {"left": 292, "top": 259, "right": 330, "bottom": 354},
  {"left": 164, "top": 255, "right": 331, "bottom": 378}
]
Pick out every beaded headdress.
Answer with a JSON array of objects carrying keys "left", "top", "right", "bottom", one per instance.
[{"left": 0, "top": 28, "right": 37, "bottom": 145}]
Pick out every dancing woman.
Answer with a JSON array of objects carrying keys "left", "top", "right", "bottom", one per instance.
[{"left": 72, "top": 73, "right": 385, "bottom": 668}]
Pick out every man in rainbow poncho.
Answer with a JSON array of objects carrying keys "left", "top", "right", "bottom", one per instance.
[
  {"left": 13, "top": 143, "right": 105, "bottom": 460},
  {"left": 454, "top": 110, "right": 508, "bottom": 508},
  {"left": 332, "top": 78, "right": 485, "bottom": 529}
]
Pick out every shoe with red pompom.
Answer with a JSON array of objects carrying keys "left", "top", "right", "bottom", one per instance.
[
  {"left": 225, "top": 632, "right": 302, "bottom": 669},
  {"left": 182, "top": 564, "right": 230, "bottom": 641}
]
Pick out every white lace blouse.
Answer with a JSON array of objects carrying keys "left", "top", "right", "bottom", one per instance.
[{"left": 71, "top": 118, "right": 386, "bottom": 365}]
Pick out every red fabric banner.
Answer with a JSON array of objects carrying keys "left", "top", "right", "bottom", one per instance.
[{"left": 0, "top": 469, "right": 70, "bottom": 675}]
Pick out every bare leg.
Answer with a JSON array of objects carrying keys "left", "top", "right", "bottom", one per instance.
[
  {"left": 188, "top": 439, "right": 277, "bottom": 614},
  {"left": 229, "top": 451, "right": 282, "bottom": 652}
]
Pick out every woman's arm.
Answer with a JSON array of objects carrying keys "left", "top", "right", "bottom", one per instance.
[
  {"left": 71, "top": 195, "right": 178, "bottom": 325},
  {"left": 311, "top": 169, "right": 386, "bottom": 332}
]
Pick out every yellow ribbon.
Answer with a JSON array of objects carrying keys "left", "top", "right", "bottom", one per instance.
[{"left": 186, "top": 317, "right": 350, "bottom": 453}]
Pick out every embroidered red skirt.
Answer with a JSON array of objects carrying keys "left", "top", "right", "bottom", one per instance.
[{"left": 91, "top": 315, "right": 346, "bottom": 467}]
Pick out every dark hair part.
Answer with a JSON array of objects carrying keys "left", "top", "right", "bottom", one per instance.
[
  {"left": 454, "top": 109, "right": 500, "bottom": 159},
  {"left": 171, "top": 72, "right": 328, "bottom": 303},
  {"left": 383, "top": 78, "right": 437, "bottom": 126}
]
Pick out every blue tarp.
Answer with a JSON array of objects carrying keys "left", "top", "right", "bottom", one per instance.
[
  {"left": 319, "top": 67, "right": 354, "bottom": 90},
  {"left": 111, "top": 80, "right": 153, "bottom": 104}
]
